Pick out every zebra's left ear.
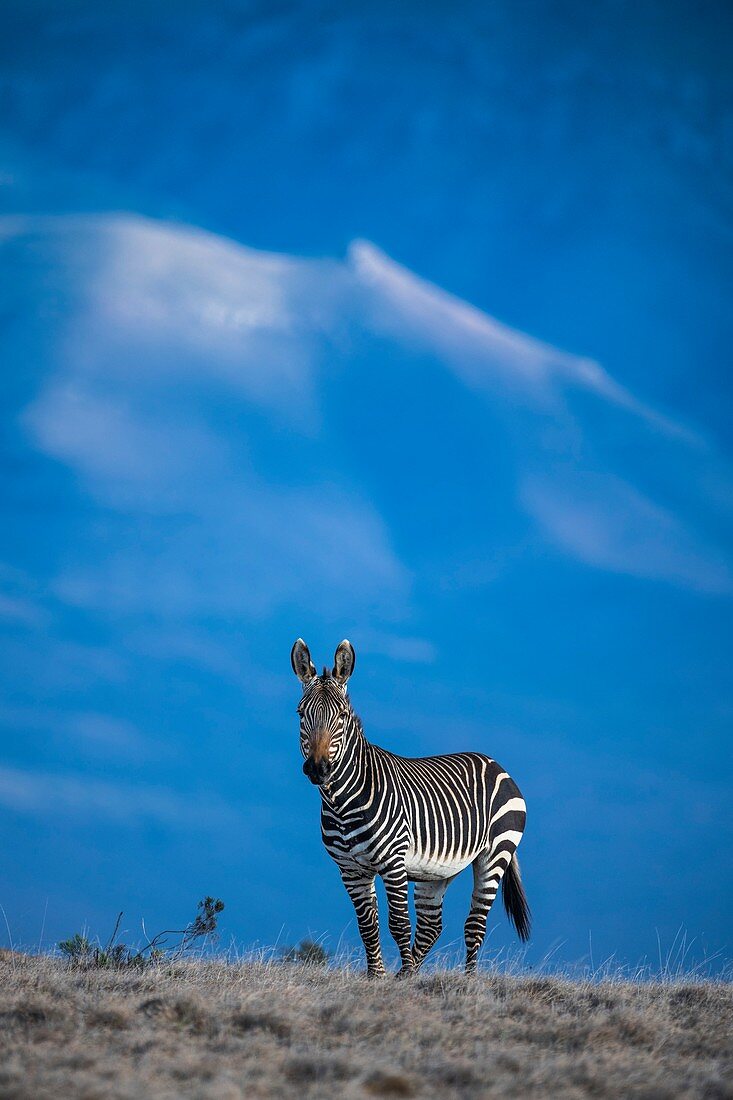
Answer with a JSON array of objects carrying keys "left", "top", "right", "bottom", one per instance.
[{"left": 332, "top": 640, "right": 355, "bottom": 686}]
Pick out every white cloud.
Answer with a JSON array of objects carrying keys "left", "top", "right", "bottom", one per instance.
[
  {"left": 346, "top": 242, "right": 728, "bottom": 592},
  {"left": 0, "top": 563, "right": 49, "bottom": 629},
  {"left": 0, "top": 766, "right": 241, "bottom": 829},
  {"left": 24, "top": 381, "right": 227, "bottom": 508},
  {"left": 67, "top": 712, "right": 148, "bottom": 753},
  {"left": 522, "top": 470, "right": 733, "bottom": 593},
  {"left": 11, "top": 212, "right": 693, "bottom": 439},
  {"left": 0, "top": 704, "right": 151, "bottom": 756},
  {"left": 51, "top": 481, "right": 408, "bottom": 618},
  {"left": 348, "top": 240, "right": 698, "bottom": 442},
  {"left": 356, "top": 630, "right": 437, "bottom": 664},
  {"left": 89, "top": 216, "right": 340, "bottom": 422},
  {"left": 10, "top": 213, "right": 409, "bottom": 619},
  {"left": 11, "top": 213, "right": 327, "bottom": 419},
  {"left": 5, "top": 211, "right": 730, "bottom": 604},
  {"left": 0, "top": 593, "right": 46, "bottom": 628}
]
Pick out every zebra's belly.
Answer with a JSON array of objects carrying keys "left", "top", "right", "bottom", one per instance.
[
  {"left": 325, "top": 836, "right": 380, "bottom": 874},
  {"left": 404, "top": 847, "right": 476, "bottom": 882}
]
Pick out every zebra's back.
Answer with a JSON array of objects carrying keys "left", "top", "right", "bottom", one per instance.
[{"left": 383, "top": 749, "right": 526, "bottom": 882}]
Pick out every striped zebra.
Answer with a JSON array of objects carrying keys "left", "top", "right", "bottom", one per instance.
[{"left": 291, "top": 638, "right": 530, "bottom": 976}]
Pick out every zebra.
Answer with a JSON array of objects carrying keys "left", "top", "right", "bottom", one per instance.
[{"left": 291, "top": 638, "right": 530, "bottom": 976}]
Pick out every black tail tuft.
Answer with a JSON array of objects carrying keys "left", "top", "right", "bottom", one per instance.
[{"left": 502, "top": 855, "right": 531, "bottom": 942}]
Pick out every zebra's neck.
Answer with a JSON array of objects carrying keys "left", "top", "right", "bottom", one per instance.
[{"left": 319, "top": 711, "right": 373, "bottom": 817}]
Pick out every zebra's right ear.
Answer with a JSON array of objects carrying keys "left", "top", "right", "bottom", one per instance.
[{"left": 291, "top": 638, "right": 317, "bottom": 684}]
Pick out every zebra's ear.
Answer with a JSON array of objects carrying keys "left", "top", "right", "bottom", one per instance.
[
  {"left": 332, "top": 639, "right": 356, "bottom": 686},
  {"left": 291, "top": 638, "right": 316, "bottom": 684}
]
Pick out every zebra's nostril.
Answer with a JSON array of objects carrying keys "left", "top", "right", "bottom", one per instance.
[{"left": 303, "top": 756, "right": 331, "bottom": 785}]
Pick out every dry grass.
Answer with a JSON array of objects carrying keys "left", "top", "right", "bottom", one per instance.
[{"left": 0, "top": 950, "right": 731, "bottom": 1099}]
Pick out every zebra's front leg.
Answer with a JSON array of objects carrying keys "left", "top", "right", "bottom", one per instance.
[
  {"left": 381, "top": 862, "right": 414, "bottom": 977},
  {"left": 412, "top": 878, "right": 450, "bottom": 972},
  {"left": 339, "top": 869, "right": 386, "bottom": 977}
]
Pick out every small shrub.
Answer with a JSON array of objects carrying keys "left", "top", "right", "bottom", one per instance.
[
  {"left": 87, "top": 1006, "right": 131, "bottom": 1030},
  {"left": 231, "top": 1011, "right": 292, "bottom": 1040},
  {"left": 281, "top": 939, "right": 329, "bottom": 967},
  {"left": 363, "top": 1070, "right": 417, "bottom": 1097},
  {"left": 58, "top": 897, "right": 224, "bottom": 970},
  {"left": 138, "top": 995, "right": 212, "bottom": 1034},
  {"left": 0, "top": 1002, "right": 56, "bottom": 1028},
  {"left": 58, "top": 933, "right": 93, "bottom": 964},
  {"left": 284, "top": 1054, "right": 353, "bottom": 1082}
]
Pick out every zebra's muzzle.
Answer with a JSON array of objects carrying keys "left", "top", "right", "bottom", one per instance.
[{"left": 303, "top": 756, "right": 331, "bottom": 786}]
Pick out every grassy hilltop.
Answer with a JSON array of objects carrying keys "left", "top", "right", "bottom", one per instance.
[{"left": 0, "top": 951, "right": 731, "bottom": 1099}]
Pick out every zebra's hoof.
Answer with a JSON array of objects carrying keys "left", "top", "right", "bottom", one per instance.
[
  {"left": 366, "top": 968, "right": 387, "bottom": 980},
  {"left": 395, "top": 965, "right": 416, "bottom": 980}
]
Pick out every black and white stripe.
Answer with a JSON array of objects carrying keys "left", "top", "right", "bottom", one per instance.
[{"left": 292, "top": 638, "right": 530, "bottom": 976}]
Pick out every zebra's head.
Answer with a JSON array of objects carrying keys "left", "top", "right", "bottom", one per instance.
[{"left": 291, "top": 638, "right": 356, "bottom": 787}]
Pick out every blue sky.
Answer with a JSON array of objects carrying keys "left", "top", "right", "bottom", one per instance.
[{"left": 0, "top": 0, "right": 731, "bottom": 970}]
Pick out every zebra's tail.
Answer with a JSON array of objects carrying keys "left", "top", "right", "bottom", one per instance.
[{"left": 502, "top": 855, "right": 531, "bottom": 942}]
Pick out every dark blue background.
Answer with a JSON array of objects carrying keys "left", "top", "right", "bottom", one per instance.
[{"left": 0, "top": 0, "right": 731, "bottom": 972}]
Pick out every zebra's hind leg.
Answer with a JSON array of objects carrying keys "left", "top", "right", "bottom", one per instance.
[
  {"left": 464, "top": 847, "right": 510, "bottom": 974},
  {"left": 340, "top": 869, "right": 386, "bottom": 977},
  {"left": 382, "top": 862, "right": 415, "bottom": 977},
  {"left": 412, "top": 878, "right": 451, "bottom": 972}
]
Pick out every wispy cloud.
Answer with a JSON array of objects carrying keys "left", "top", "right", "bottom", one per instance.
[
  {"left": 0, "top": 563, "right": 49, "bottom": 629},
  {"left": 24, "top": 382, "right": 226, "bottom": 508},
  {"left": 356, "top": 630, "right": 437, "bottom": 664},
  {"left": 0, "top": 766, "right": 241, "bottom": 829},
  {"left": 0, "top": 593, "right": 46, "bottom": 628},
  {"left": 5, "top": 212, "right": 731, "bottom": 604},
  {"left": 0, "top": 704, "right": 152, "bottom": 758},
  {"left": 10, "top": 214, "right": 409, "bottom": 621},
  {"left": 345, "top": 242, "right": 731, "bottom": 592},
  {"left": 91, "top": 215, "right": 340, "bottom": 427},
  {"left": 49, "top": 481, "right": 408, "bottom": 618},
  {"left": 349, "top": 240, "right": 699, "bottom": 443},
  {"left": 67, "top": 712, "right": 148, "bottom": 753},
  {"left": 522, "top": 470, "right": 733, "bottom": 594}
]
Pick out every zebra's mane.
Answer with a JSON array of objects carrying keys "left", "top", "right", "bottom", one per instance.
[{"left": 348, "top": 705, "right": 365, "bottom": 737}]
